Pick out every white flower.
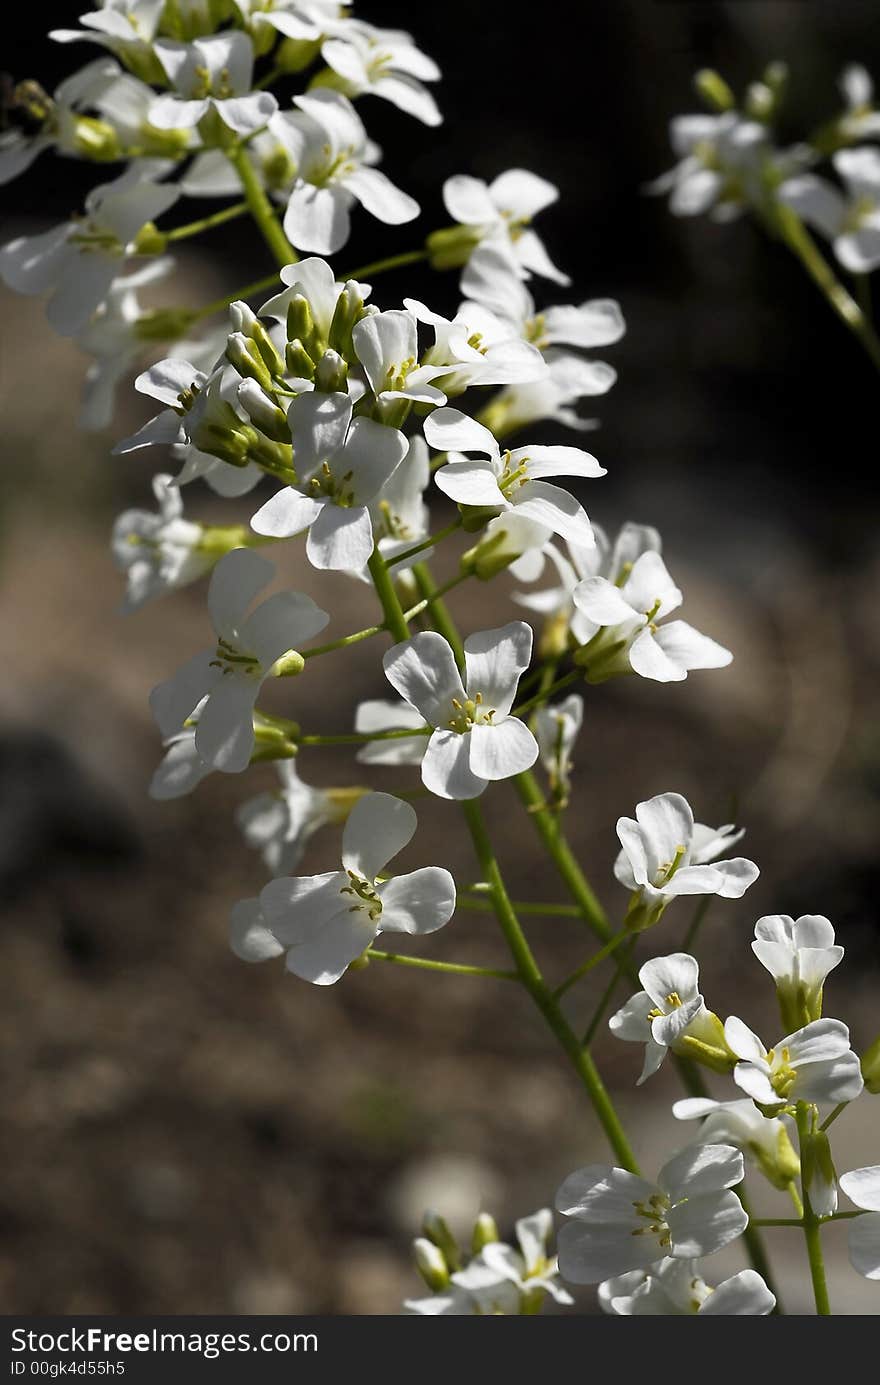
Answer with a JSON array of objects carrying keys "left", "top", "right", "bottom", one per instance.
[
  {"left": 249, "top": 391, "right": 407, "bottom": 570},
  {"left": 275, "top": 90, "right": 419, "bottom": 254},
  {"left": 425, "top": 408, "right": 603, "bottom": 549},
  {"left": 572, "top": 550, "right": 731, "bottom": 683},
  {"left": 50, "top": 2, "right": 165, "bottom": 77},
  {"left": 369, "top": 434, "right": 430, "bottom": 562},
  {"left": 112, "top": 358, "right": 238, "bottom": 455},
  {"left": 236, "top": 760, "right": 357, "bottom": 875},
  {"left": 650, "top": 112, "right": 768, "bottom": 220},
  {"left": 533, "top": 694, "right": 583, "bottom": 805},
  {"left": 672, "top": 1097, "right": 800, "bottom": 1191},
  {"left": 0, "top": 163, "right": 178, "bottom": 336},
  {"left": 724, "top": 1016, "right": 864, "bottom": 1109},
  {"left": 112, "top": 471, "right": 214, "bottom": 610},
  {"left": 614, "top": 792, "right": 758, "bottom": 925},
  {"left": 401, "top": 296, "right": 546, "bottom": 397},
  {"left": 382, "top": 623, "right": 538, "bottom": 800},
  {"left": 406, "top": 1209, "right": 571, "bottom": 1314},
  {"left": 258, "top": 255, "right": 371, "bottom": 344},
  {"left": 320, "top": 20, "right": 441, "bottom": 127},
  {"left": 599, "top": 1259, "right": 775, "bottom": 1315},
  {"left": 150, "top": 548, "right": 329, "bottom": 772},
  {"left": 838, "top": 1167, "right": 880, "bottom": 1279},
  {"left": 0, "top": 59, "right": 124, "bottom": 184},
  {"left": 752, "top": 914, "right": 844, "bottom": 1031},
  {"left": 233, "top": 0, "right": 349, "bottom": 43},
  {"left": 150, "top": 33, "right": 278, "bottom": 136},
  {"left": 352, "top": 309, "right": 448, "bottom": 406},
  {"left": 483, "top": 350, "right": 613, "bottom": 434},
  {"left": 75, "top": 256, "right": 174, "bottom": 430},
  {"left": 442, "top": 169, "right": 570, "bottom": 284},
  {"left": 779, "top": 149, "right": 880, "bottom": 273},
  {"left": 555, "top": 1144, "right": 748, "bottom": 1283},
  {"left": 514, "top": 522, "right": 662, "bottom": 646},
  {"left": 609, "top": 953, "right": 728, "bottom": 1084},
  {"left": 254, "top": 792, "right": 456, "bottom": 984},
  {"left": 839, "top": 65, "right": 880, "bottom": 140},
  {"left": 353, "top": 699, "right": 428, "bottom": 767}
]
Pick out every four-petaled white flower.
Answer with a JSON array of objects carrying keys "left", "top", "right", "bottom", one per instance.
[
  {"left": 258, "top": 255, "right": 371, "bottom": 346},
  {"left": 425, "top": 408, "right": 603, "bottom": 549},
  {"left": 484, "top": 350, "right": 615, "bottom": 434},
  {"left": 274, "top": 90, "right": 419, "bottom": 254},
  {"left": 76, "top": 256, "right": 173, "bottom": 430},
  {"left": 672, "top": 1097, "right": 800, "bottom": 1192},
  {"left": 615, "top": 792, "right": 758, "bottom": 925},
  {"left": 321, "top": 20, "right": 442, "bottom": 127},
  {"left": 50, "top": 2, "right": 164, "bottom": 75},
  {"left": 236, "top": 760, "right": 358, "bottom": 875},
  {"left": 752, "top": 913, "right": 844, "bottom": 1031},
  {"left": 599, "top": 1259, "right": 775, "bottom": 1316},
  {"left": 610, "top": 953, "right": 727, "bottom": 1084},
  {"left": 402, "top": 296, "right": 546, "bottom": 396},
  {"left": 352, "top": 308, "right": 449, "bottom": 406},
  {"left": 0, "top": 162, "right": 178, "bottom": 335},
  {"left": 724, "top": 1015, "right": 864, "bottom": 1110},
  {"left": 555, "top": 1144, "right": 748, "bottom": 1283},
  {"left": 150, "top": 548, "right": 329, "bottom": 772},
  {"left": 838, "top": 64, "right": 880, "bottom": 140},
  {"left": 112, "top": 471, "right": 214, "bottom": 611},
  {"left": 649, "top": 112, "right": 768, "bottom": 221},
  {"left": 249, "top": 391, "right": 408, "bottom": 569},
  {"left": 572, "top": 549, "right": 731, "bottom": 682},
  {"left": 442, "top": 169, "right": 570, "bottom": 284},
  {"left": 248, "top": 791, "right": 456, "bottom": 984},
  {"left": 779, "top": 149, "right": 880, "bottom": 273},
  {"left": 150, "top": 33, "right": 278, "bottom": 136},
  {"left": 382, "top": 624, "right": 538, "bottom": 800},
  {"left": 838, "top": 1167, "right": 880, "bottom": 1280}
]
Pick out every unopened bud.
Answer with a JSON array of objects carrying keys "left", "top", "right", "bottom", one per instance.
[
  {"left": 314, "top": 348, "right": 348, "bottom": 393},
  {"left": 426, "top": 224, "right": 484, "bottom": 272},
  {"left": 753, "top": 1121, "right": 801, "bottom": 1191},
  {"left": 286, "top": 338, "right": 316, "bottom": 379},
  {"left": 802, "top": 1128, "right": 838, "bottom": 1218},
  {"left": 413, "top": 1237, "right": 450, "bottom": 1291},
  {"left": 277, "top": 37, "right": 322, "bottom": 73},
  {"left": 271, "top": 650, "right": 305, "bottom": 678},
  {"left": 130, "top": 221, "right": 167, "bottom": 256},
  {"left": 237, "top": 378, "right": 290, "bottom": 443},
  {"left": 459, "top": 503, "right": 502, "bottom": 534},
  {"left": 226, "top": 332, "right": 274, "bottom": 391},
  {"left": 71, "top": 115, "right": 121, "bottom": 161},
  {"left": 471, "top": 1213, "right": 499, "bottom": 1253},
  {"left": 861, "top": 1034, "right": 880, "bottom": 1094},
  {"left": 328, "top": 281, "right": 366, "bottom": 357},
  {"left": 421, "top": 1211, "right": 461, "bottom": 1271},
  {"left": 672, "top": 1009, "right": 737, "bottom": 1076},
  {"left": 694, "top": 69, "right": 736, "bottom": 113},
  {"left": 286, "top": 293, "right": 315, "bottom": 350}
]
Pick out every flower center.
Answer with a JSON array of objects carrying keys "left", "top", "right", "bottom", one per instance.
[
  {"left": 376, "top": 498, "right": 415, "bottom": 541},
  {"left": 340, "top": 870, "right": 383, "bottom": 921},
  {"left": 308, "top": 460, "right": 355, "bottom": 507},
  {"left": 192, "top": 63, "right": 235, "bottom": 100},
  {"left": 447, "top": 692, "right": 496, "bottom": 733},
  {"left": 69, "top": 217, "right": 122, "bottom": 256},
  {"left": 384, "top": 356, "right": 417, "bottom": 392},
  {"left": 647, "top": 991, "right": 683, "bottom": 1022},
  {"left": 767, "top": 1045, "right": 798, "bottom": 1098},
  {"left": 631, "top": 1192, "right": 672, "bottom": 1248},
  {"left": 499, "top": 451, "right": 530, "bottom": 495},
  {"left": 652, "top": 844, "right": 687, "bottom": 887},
  {"left": 209, "top": 636, "right": 261, "bottom": 677}
]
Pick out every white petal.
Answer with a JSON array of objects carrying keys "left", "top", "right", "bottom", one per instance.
[
  {"left": 218, "top": 92, "right": 278, "bottom": 135},
  {"left": 650, "top": 620, "right": 732, "bottom": 674},
  {"left": 229, "top": 898, "right": 283, "bottom": 963},
  {"left": 344, "top": 166, "right": 420, "bottom": 224},
  {"left": 378, "top": 867, "right": 457, "bottom": 936},
  {"left": 284, "top": 183, "right": 352, "bottom": 255},
  {"left": 732, "top": 1063, "right": 779, "bottom": 1105},
  {"left": 149, "top": 650, "right": 216, "bottom": 737},
  {"left": 260, "top": 871, "right": 346, "bottom": 943},
  {"left": 306, "top": 502, "right": 375, "bottom": 571},
  {"left": 421, "top": 729, "right": 486, "bottom": 800},
  {"left": 491, "top": 168, "right": 559, "bottom": 219},
  {"left": 240, "top": 590, "right": 329, "bottom": 667},
  {"left": 422, "top": 407, "right": 500, "bottom": 459},
  {"left": 639, "top": 952, "right": 700, "bottom": 1010},
  {"left": 847, "top": 1212, "right": 880, "bottom": 1279},
  {"left": 839, "top": 1167, "right": 880, "bottom": 1213},
  {"left": 659, "top": 1143, "right": 744, "bottom": 1200},
  {"left": 463, "top": 620, "right": 532, "bottom": 717},
  {"left": 724, "top": 1016, "right": 767, "bottom": 1063},
  {"left": 286, "top": 910, "right": 378, "bottom": 984},
  {"left": 608, "top": 991, "right": 654, "bottom": 1043},
  {"left": 207, "top": 547, "right": 274, "bottom": 640},
  {"left": 341, "top": 791, "right": 416, "bottom": 878},
  {"left": 468, "top": 717, "right": 538, "bottom": 781},
  {"left": 698, "top": 1270, "right": 775, "bottom": 1315},
  {"left": 635, "top": 792, "right": 694, "bottom": 877},
  {"left": 557, "top": 1222, "right": 658, "bottom": 1283},
  {"left": 778, "top": 175, "right": 846, "bottom": 239},
  {"left": 195, "top": 675, "right": 260, "bottom": 772},
  {"left": 666, "top": 1190, "right": 749, "bottom": 1257},
  {"left": 250, "top": 488, "right": 323, "bottom": 539},
  {"left": 289, "top": 390, "right": 352, "bottom": 474},
  {"left": 383, "top": 632, "right": 466, "bottom": 725},
  {"left": 434, "top": 459, "right": 506, "bottom": 507},
  {"left": 443, "top": 173, "right": 498, "bottom": 225},
  {"left": 513, "top": 480, "right": 595, "bottom": 548}
]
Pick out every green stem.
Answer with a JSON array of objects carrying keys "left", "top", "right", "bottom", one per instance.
[
  {"left": 227, "top": 144, "right": 296, "bottom": 269},
  {"left": 581, "top": 942, "right": 635, "bottom": 1047},
  {"left": 513, "top": 668, "right": 581, "bottom": 722},
  {"left": 194, "top": 271, "right": 281, "bottom": 321},
  {"left": 299, "top": 574, "right": 470, "bottom": 663},
  {"left": 796, "top": 1103, "right": 832, "bottom": 1315},
  {"left": 776, "top": 203, "right": 880, "bottom": 373},
  {"left": 820, "top": 1102, "right": 847, "bottom": 1132},
  {"left": 367, "top": 949, "right": 518, "bottom": 982},
  {"left": 165, "top": 200, "right": 248, "bottom": 242},
  {"left": 298, "top": 727, "right": 430, "bottom": 748},
  {"left": 553, "top": 927, "right": 631, "bottom": 1000},
  {"left": 461, "top": 798, "right": 639, "bottom": 1172},
  {"left": 788, "top": 1181, "right": 805, "bottom": 1218},
  {"left": 513, "top": 770, "right": 612, "bottom": 942},
  {"left": 386, "top": 518, "right": 462, "bottom": 568},
  {"left": 682, "top": 895, "right": 713, "bottom": 952},
  {"left": 367, "top": 547, "right": 410, "bottom": 642},
  {"left": 459, "top": 895, "right": 585, "bottom": 919},
  {"left": 411, "top": 562, "right": 465, "bottom": 666},
  {"left": 341, "top": 248, "right": 429, "bottom": 281}
]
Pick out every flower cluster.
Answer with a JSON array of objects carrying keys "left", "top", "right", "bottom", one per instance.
[{"left": 8, "top": 0, "right": 878, "bottom": 1319}]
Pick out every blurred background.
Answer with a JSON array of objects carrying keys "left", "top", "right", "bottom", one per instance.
[{"left": 2, "top": 0, "right": 879, "bottom": 1314}]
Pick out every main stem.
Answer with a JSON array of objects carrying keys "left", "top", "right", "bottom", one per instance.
[
  {"left": 462, "top": 798, "right": 639, "bottom": 1173},
  {"left": 796, "top": 1104, "right": 832, "bottom": 1315},
  {"left": 227, "top": 144, "right": 296, "bottom": 270}
]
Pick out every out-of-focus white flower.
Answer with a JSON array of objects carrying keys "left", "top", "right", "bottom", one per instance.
[
  {"left": 112, "top": 471, "right": 215, "bottom": 610},
  {"left": 50, "top": 2, "right": 165, "bottom": 81},
  {"left": 252, "top": 792, "right": 456, "bottom": 984},
  {"left": 779, "top": 149, "right": 880, "bottom": 272},
  {"left": 725, "top": 1016, "right": 864, "bottom": 1110},
  {"left": 405, "top": 1209, "right": 571, "bottom": 1314},
  {"left": 672, "top": 1097, "right": 800, "bottom": 1191},
  {"left": 838, "top": 65, "right": 880, "bottom": 141},
  {"left": 320, "top": 20, "right": 442, "bottom": 127},
  {"left": 150, "top": 548, "right": 329, "bottom": 772},
  {"left": 150, "top": 33, "right": 278, "bottom": 136},
  {"left": 382, "top": 623, "right": 538, "bottom": 800},
  {"left": 237, "top": 760, "right": 362, "bottom": 875},
  {"left": 599, "top": 1259, "right": 775, "bottom": 1315},
  {"left": 425, "top": 407, "right": 603, "bottom": 549},
  {"left": 274, "top": 90, "right": 419, "bottom": 254},
  {"left": 555, "top": 1145, "right": 748, "bottom": 1283},
  {"left": 572, "top": 550, "right": 731, "bottom": 683},
  {"left": 0, "top": 162, "right": 178, "bottom": 335},
  {"left": 369, "top": 434, "right": 430, "bottom": 563},
  {"left": 650, "top": 112, "right": 768, "bottom": 221},
  {"left": 838, "top": 1167, "right": 880, "bottom": 1279},
  {"left": 481, "top": 350, "right": 615, "bottom": 435},
  {"left": 533, "top": 694, "right": 583, "bottom": 806},
  {"left": 441, "top": 169, "right": 570, "bottom": 283},
  {"left": 75, "top": 256, "right": 173, "bottom": 429},
  {"left": 403, "top": 296, "right": 546, "bottom": 396}
]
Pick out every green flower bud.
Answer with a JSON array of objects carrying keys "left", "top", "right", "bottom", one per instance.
[
  {"left": 750, "top": 1124, "right": 801, "bottom": 1192},
  {"left": 694, "top": 69, "right": 736, "bottom": 113},
  {"left": 414, "top": 1237, "right": 450, "bottom": 1291},
  {"left": 226, "top": 332, "right": 275, "bottom": 391},
  {"left": 471, "top": 1213, "right": 499, "bottom": 1254},
  {"left": 460, "top": 525, "right": 523, "bottom": 580},
  {"left": 745, "top": 82, "right": 774, "bottom": 122},
  {"left": 230, "top": 302, "right": 285, "bottom": 377},
  {"left": 421, "top": 1211, "right": 461, "bottom": 1271},
  {"left": 286, "top": 339, "right": 316, "bottom": 379},
  {"left": 573, "top": 629, "right": 631, "bottom": 683},
  {"left": 672, "top": 1009, "right": 737, "bottom": 1076},
  {"left": 286, "top": 293, "right": 315, "bottom": 351},
  {"left": 271, "top": 651, "right": 305, "bottom": 679},
  {"left": 71, "top": 115, "right": 121, "bottom": 161},
  {"left": 426, "top": 224, "right": 484, "bottom": 272},
  {"left": 238, "top": 383, "right": 291, "bottom": 443},
  {"left": 277, "top": 37, "right": 323, "bottom": 74},
  {"left": 861, "top": 1034, "right": 880, "bottom": 1094},
  {"left": 195, "top": 525, "right": 253, "bottom": 559},
  {"left": 802, "top": 1127, "right": 837, "bottom": 1218},
  {"left": 314, "top": 349, "right": 348, "bottom": 394},
  {"left": 134, "top": 307, "right": 198, "bottom": 344},
  {"left": 130, "top": 221, "right": 168, "bottom": 256},
  {"left": 328, "top": 281, "right": 366, "bottom": 358},
  {"left": 458, "top": 503, "right": 502, "bottom": 534}
]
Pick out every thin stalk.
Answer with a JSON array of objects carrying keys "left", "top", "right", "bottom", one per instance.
[
  {"left": 820, "top": 1102, "right": 847, "bottom": 1132},
  {"left": 682, "top": 895, "right": 713, "bottom": 952},
  {"left": 341, "top": 248, "right": 429, "bottom": 281},
  {"left": 298, "top": 727, "right": 430, "bottom": 748},
  {"left": 226, "top": 144, "right": 296, "bottom": 269},
  {"left": 582, "top": 941, "right": 636, "bottom": 1047},
  {"left": 165, "top": 201, "right": 248, "bottom": 241},
  {"left": 796, "top": 1103, "right": 832, "bottom": 1315},
  {"left": 513, "top": 770, "right": 612, "bottom": 942},
  {"left": 411, "top": 562, "right": 465, "bottom": 666},
  {"left": 776, "top": 203, "right": 880, "bottom": 372},
  {"left": 513, "top": 668, "right": 581, "bottom": 722},
  {"left": 367, "top": 950, "right": 519, "bottom": 982},
  {"left": 367, "top": 548, "right": 410, "bottom": 642},
  {"left": 462, "top": 797, "right": 639, "bottom": 1172},
  {"left": 386, "top": 518, "right": 462, "bottom": 568},
  {"left": 553, "top": 928, "right": 631, "bottom": 1000},
  {"left": 459, "top": 895, "right": 585, "bottom": 919},
  {"left": 193, "top": 272, "right": 281, "bottom": 321}
]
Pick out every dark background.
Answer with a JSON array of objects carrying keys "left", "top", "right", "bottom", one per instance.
[{"left": 2, "top": 1, "right": 879, "bottom": 1314}]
